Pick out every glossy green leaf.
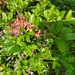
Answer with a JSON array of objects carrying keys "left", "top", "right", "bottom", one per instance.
[
  {"left": 50, "top": 21, "right": 62, "bottom": 35},
  {"left": 7, "top": 44, "right": 19, "bottom": 55},
  {"left": 63, "top": 62, "right": 74, "bottom": 70},
  {"left": 20, "top": 28, "right": 27, "bottom": 33},
  {"left": 31, "top": 44, "right": 37, "bottom": 50},
  {"left": 64, "top": 33, "right": 75, "bottom": 40},
  {"left": 8, "top": 12, "right": 13, "bottom": 21},
  {"left": 35, "top": 3, "right": 40, "bottom": 15},
  {"left": 57, "top": 11, "right": 66, "bottom": 20},
  {"left": 25, "top": 11, "right": 31, "bottom": 19},
  {"left": 26, "top": 49, "right": 32, "bottom": 56},
  {"left": 60, "top": 27, "right": 73, "bottom": 38},
  {"left": 54, "top": 9, "right": 60, "bottom": 16},
  {"left": 55, "top": 39, "right": 68, "bottom": 52},
  {"left": 29, "top": 14, "right": 35, "bottom": 23},
  {"left": 17, "top": 35, "right": 24, "bottom": 44},
  {"left": 26, "top": 35, "right": 30, "bottom": 42},
  {"left": 52, "top": 61, "right": 61, "bottom": 69},
  {"left": 61, "top": 27, "right": 73, "bottom": 33},
  {"left": 36, "top": 4, "right": 40, "bottom": 12},
  {"left": 52, "top": 61, "right": 57, "bottom": 69},
  {"left": 49, "top": 5, "right": 55, "bottom": 17},
  {"left": 44, "top": 10, "right": 48, "bottom": 20},
  {"left": 2, "top": 12, "right": 7, "bottom": 21},
  {"left": 19, "top": 42, "right": 26, "bottom": 49},
  {"left": 28, "top": 31, "right": 34, "bottom": 36},
  {"left": 66, "top": 10, "right": 72, "bottom": 20},
  {"left": 0, "top": 10, "right": 2, "bottom": 14},
  {"left": 27, "top": 44, "right": 37, "bottom": 50},
  {"left": 3, "top": 40, "right": 14, "bottom": 46},
  {"left": 0, "top": 19, "right": 6, "bottom": 28},
  {"left": 62, "top": 19, "right": 75, "bottom": 25}
]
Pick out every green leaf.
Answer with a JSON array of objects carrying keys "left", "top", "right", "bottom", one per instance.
[
  {"left": 7, "top": 44, "right": 19, "bottom": 55},
  {"left": 28, "top": 31, "right": 34, "bottom": 36},
  {"left": 3, "top": 40, "right": 14, "bottom": 46},
  {"left": 26, "top": 35, "right": 30, "bottom": 42},
  {"left": 64, "top": 33, "right": 75, "bottom": 40},
  {"left": 63, "top": 62, "right": 74, "bottom": 70},
  {"left": 36, "top": 4, "right": 40, "bottom": 12},
  {"left": 0, "top": 19, "right": 6, "bottom": 28},
  {"left": 61, "top": 27, "right": 73, "bottom": 33},
  {"left": 26, "top": 45, "right": 37, "bottom": 56},
  {"left": 27, "top": 44, "right": 37, "bottom": 50},
  {"left": 52, "top": 61, "right": 61, "bottom": 69},
  {"left": 17, "top": 71, "right": 22, "bottom": 75},
  {"left": 26, "top": 49, "right": 32, "bottom": 56},
  {"left": 44, "top": 10, "right": 48, "bottom": 20},
  {"left": 2, "top": 12, "right": 7, "bottom": 21},
  {"left": 60, "top": 27, "right": 73, "bottom": 38},
  {"left": 66, "top": 70, "right": 75, "bottom": 75},
  {"left": 54, "top": 9, "right": 60, "bottom": 16},
  {"left": 22, "top": 70, "right": 27, "bottom": 75},
  {"left": 67, "top": 57, "right": 75, "bottom": 63},
  {"left": 35, "top": 3, "right": 40, "bottom": 15},
  {"left": 52, "top": 61, "right": 57, "bottom": 69},
  {"left": 19, "top": 42, "right": 26, "bottom": 49},
  {"left": 0, "top": 10, "right": 2, "bottom": 14},
  {"left": 49, "top": 5, "right": 55, "bottom": 17},
  {"left": 20, "top": 28, "right": 27, "bottom": 33},
  {"left": 31, "top": 44, "right": 37, "bottom": 50},
  {"left": 55, "top": 39, "right": 68, "bottom": 52},
  {"left": 17, "top": 35, "right": 24, "bottom": 44},
  {"left": 25, "top": 12, "right": 31, "bottom": 19},
  {"left": 62, "top": 19, "right": 75, "bottom": 25},
  {"left": 29, "top": 14, "right": 35, "bottom": 23},
  {"left": 50, "top": 21, "right": 62, "bottom": 35},
  {"left": 26, "top": 44, "right": 37, "bottom": 56},
  {"left": 60, "top": 11, "right": 66, "bottom": 19},
  {"left": 8, "top": 12, "right": 13, "bottom": 21},
  {"left": 35, "top": 17, "right": 41, "bottom": 25},
  {"left": 57, "top": 11, "right": 66, "bottom": 20},
  {"left": 66, "top": 10, "right": 72, "bottom": 20}
]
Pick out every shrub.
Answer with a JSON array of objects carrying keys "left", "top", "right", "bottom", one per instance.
[{"left": 0, "top": 0, "right": 75, "bottom": 75}]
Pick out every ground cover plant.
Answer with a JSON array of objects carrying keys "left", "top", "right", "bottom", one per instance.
[{"left": 0, "top": 0, "right": 75, "bottom": 75}]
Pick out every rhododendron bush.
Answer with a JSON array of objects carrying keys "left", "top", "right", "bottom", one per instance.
[{"left": 0, "top": 0, "right": 75, "bottom": 75}]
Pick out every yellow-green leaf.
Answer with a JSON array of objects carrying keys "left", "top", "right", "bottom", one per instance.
[{"left": 66, "top": 10, "right": 72, "bottom": 20}]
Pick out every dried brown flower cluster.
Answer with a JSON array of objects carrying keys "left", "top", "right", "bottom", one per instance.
[
  {"left": 9, "top": 16, "right": 34, "bottom": 36},
  {"left": 9, "top": 16, "right": 43, "bottom": 38}
]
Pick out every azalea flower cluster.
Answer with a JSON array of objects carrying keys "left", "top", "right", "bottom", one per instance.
[
  {"left": 9, "top": 16, "right": 43, "bottom": 38},
  {"left": 9, "top": 16, "right": 34, "bottom": 36}
]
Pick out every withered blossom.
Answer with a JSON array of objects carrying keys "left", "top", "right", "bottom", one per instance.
[
  {"left": 25, "top": 22, "right": 34, "bottom": 31},
  {"left": 10, "top": 23, "right": 15, "bottom": 27},
  {"left": 9, "top": 28, "right": 21, "bottom": 36},
  {"left": 9, "top": 16, "right": 43, "bottom": 37},
  {"left": 9, "top": 16, "right": 35, "bottom": 36},
  {"left": 35, "top": 30, "right": 43, "bottom": 38}
]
